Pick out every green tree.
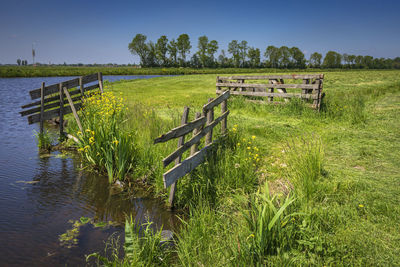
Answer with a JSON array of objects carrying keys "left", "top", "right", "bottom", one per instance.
[
  {"left": 264, "top": 46, "right": 279, "bottom": 68},
  {"left": 128, "top": 34, "right": 149, "bottom": 66},
  {"left": 155, "top": 35, "right": 168, "bottom": 66},
  {"left": 248, "top": 47, "right": 260, "bottom": 68},
  {"left": 218, "top": 50, "right": 229, "bottom": 67},
  {"left": 228, "top": 40, "right": 240, "bottom": 67},
  {"left": 278, "top": 46, "right": 291, "bottom": 68},
  {"left": 239, "top": 40, "right": 248, "bottom": 67},
  {"left": 207, "top": 40, "right": 218, "bottom": 66},
  {"left": 177, "top": 34, "right": 191, "bottom": 66},
  {"left": 167, "top": 39, "right": 178, "bottom": 66},
  {"left": 290, "top": 47, "right": 306, "bottom": 68},
  {"left": 322, "top": 51, "right": 342, "bottom": 68},
  {"left": 309, "top": 52, "right": 322, "bottom": 68},
  {"left": 17, "top": 59, "right": 21, "bottom": 66},
  {"left": 197, "top": 36, "right": 209, "bottom": 67}
]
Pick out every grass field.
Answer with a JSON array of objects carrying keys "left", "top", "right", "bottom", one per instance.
[
  {"left": 75, "top": 70, "right": 400, "bottom": 266},
  {"left": 0, "top": 65, "right": 394, "bottom": 77}
]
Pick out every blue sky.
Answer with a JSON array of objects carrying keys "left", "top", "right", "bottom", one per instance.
[{"left": 1, "top": 0, "right": 399, "bottom": 64}]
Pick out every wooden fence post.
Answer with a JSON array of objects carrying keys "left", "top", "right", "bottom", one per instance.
[
  {"left": 302, "top": 79, "right": 309, "bottom": 97},
  {"left": 40, "top": 82, "right": 45, "bottom": 134},
  {"left": 79, "top": 77, "right": 85, "bottom": 97},
  {"left": 221, "top": 99, "right": 227, "bottom": 135},
  {"left": 268, "top": 80, "right": 274, "bottom": 102},
  {"left": 59, "top": 83, "right": 64, "bottom": 137},
  {"left": 205, "top": 98, "right": 214, "bottom": 145},
  {"left": 63, "top": 87, "right": 83, "bottom": 132},
  {"left": 98, "top": 72, "right": 104, "bottom": 94},
  {"left": 169, "top": 106, "right": 189, "bottom": 208},
  {"left": 190, "top": 112, "right": 201, "bottom": 155}
]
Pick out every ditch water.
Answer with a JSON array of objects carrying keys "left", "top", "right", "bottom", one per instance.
[{"left": 0, "top": 75, "right": 178, "bottom": 266}]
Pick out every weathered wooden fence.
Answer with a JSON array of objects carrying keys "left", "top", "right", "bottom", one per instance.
[
  {"left": 154, "top": 90, "right": 230, "bottom": 207},
  {"left": 216, "top": 74, "right": 324, "bottom": 110},
  {"left": 20, "top": 72, "right": 103, "bottom": 136}
]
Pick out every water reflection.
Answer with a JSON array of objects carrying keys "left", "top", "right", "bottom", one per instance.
[{"left": 0, "top": 76, "right": 178, "bottom": 266}]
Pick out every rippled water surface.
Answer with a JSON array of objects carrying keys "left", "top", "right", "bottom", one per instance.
[{"left": 0, "top": 76, "right": 177, "bottom": 266}]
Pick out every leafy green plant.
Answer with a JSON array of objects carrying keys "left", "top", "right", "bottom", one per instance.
[
  {"left": 34, "top": 130, "right": 52, "bottom": 151},
  {"left": 75, "top": 92, "right": 137, "bottom": 183},
  {"left": 240, "top": 182, "right": 296, "bottom": 264}
]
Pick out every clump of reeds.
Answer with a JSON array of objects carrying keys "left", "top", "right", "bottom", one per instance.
[{"left": 76, "top": 91, "right": 137, "bottom": 183}]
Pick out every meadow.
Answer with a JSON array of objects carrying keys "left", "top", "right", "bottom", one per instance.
[
  {"left": 0, "top": 65, "right": 389, "bottom": 77},
  {"left": 67, "top": 70, "right": 400, "bottom": 266}
]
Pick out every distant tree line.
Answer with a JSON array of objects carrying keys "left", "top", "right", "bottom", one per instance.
[{"left": 128, "top": 34, "right": 400, "bottom": 69}]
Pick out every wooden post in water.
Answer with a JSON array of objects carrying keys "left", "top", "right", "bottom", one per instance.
[
  {"left": 40, "top": 82, "right": 45, "bottom": 134},
  {"left": 98, "top": 72, "right": 104, "bottom": 94},
  {"left": 79, "top": 77, "right": 85, "bottom": 97},
  {"left": 205, "top": 98, "right": 214, "bottom": 145},
  {"left": 59, "top": 83, "right": 64, "bottom": 137},
  {"left": 63, "top": 87, "right": 83, "bottom": 132},
  {"left": 169, "top": 106, "right": 189, "bottom": 208}
]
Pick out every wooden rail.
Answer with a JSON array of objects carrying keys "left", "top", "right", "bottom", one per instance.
[
  {"left": 154, "top": 90, "right": 230, "bottom": 207},
  {"left": 216, "top": 74, "right": 324, "bottom": 110},
  {"left": 20, "top": 72, "right": 103, "bottom": 136}
]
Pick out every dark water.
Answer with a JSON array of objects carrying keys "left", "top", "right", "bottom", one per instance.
[{"left": 0, "top": 76, "right": 178, "bottom": 266}]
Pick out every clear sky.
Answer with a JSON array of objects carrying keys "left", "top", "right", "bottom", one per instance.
[{"left": 1, "top": 0, "right": 399, "bottom": 64}]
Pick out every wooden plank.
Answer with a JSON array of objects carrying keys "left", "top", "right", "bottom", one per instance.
[
  {"left": 205, "top": 98, "right": 214, "bottom": 145},
  {"left": 28, "top": 102, "right": 82, "bottom": 124},
  {"left": 154, "top": 116, "right": 207, "bottom": 144},
  {"left": 169, "top": 106, "right": 189, "bottom": 208},
  {"left": 217, "top": 82, "right": 319, "bottom": 90},
  {"left": 21, "top": 84, "right": 99, "bottom": 109},
  {"left": 98, "top": 72, "right": 104, "bottom": 94},
  {"left": 81, "top": 73, "right": 99, "bottom": 84},
  {"left": 163, "top": 145, "right": 212, "bottom": 188},
  {"left": 59, "top": 84, "right": 64, "bottom": 136},
  {"left": 79, "top": 77, "right": 84, "bottom": 96},
  {"left": 20, "top": 95, "right": 82, "bottom": 116},
  {"left": 218, "top": 74, "right": 324, "bottom": 80},
  {"left": 190, "top": 112, "right": 202, "bottom": 155},
  {"left": 221, "top": 100, "right": 227, "bottom": 134},
  {"left": 216, "top": 90, "right": 318, "bottom": 99},
  {"left": 202, "top": 90, "right": 230, "bottom": 111},
  {"left": 40, "top": 82, "right": 45, "bottom": 134},
  {"left": 30, "top": 78, "right": 80, "bottom": 100},
  {"left": 63, "top": 87, "right": 83, "bottom": 132},
  {"left": 162, "top": 110, "right": 229, "bottom": 167}
]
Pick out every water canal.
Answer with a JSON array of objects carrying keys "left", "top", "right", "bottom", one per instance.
[{"left": 0, "top": 75, "right": 177, "bottom": 266}]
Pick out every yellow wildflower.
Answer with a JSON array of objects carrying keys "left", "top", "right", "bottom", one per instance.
[
  {"left": 359, "top": 204, "right": 364, "bottom": 208},
  {"left": 85, "top": 129, "right": 91, "bottom": 133},
  {"left": 77, "top": 131, "right": 82, "bottom": 135},
  {"left": 112, "top": 140, "right": 119, "bottom": 145},
  {"left": 252, "top": 135, "right": 256, "bottom": 140}
]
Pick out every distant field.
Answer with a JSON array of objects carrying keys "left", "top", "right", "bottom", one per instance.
[
  {"left": 0, "top": 65, "right": 393, "bottom": 77},
  {"left": 82, "top": 70, "right": 400, "bottom": 265}
]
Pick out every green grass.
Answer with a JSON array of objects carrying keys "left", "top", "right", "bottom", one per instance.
[
  {"left": 2, "top": 65, "right": 396, "bottom": 77},
  {"left": 79, "top": 69, "right": 400, "bottom": 265}
]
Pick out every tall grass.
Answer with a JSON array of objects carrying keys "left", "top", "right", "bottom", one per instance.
[
  {"left": 240, "top": 183, "right": 296, "bottom": 264},
  {"left": 34, "top": 130, "right": 53, "bottom": 151},
  {"left": 75, "top": 91, "right": 137, "bottom": 183},
  {"left": 284, "top": 135, "right": 325, "bottom": 203}
]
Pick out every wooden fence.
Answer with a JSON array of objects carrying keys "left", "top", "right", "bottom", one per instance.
[
  {"left": 154, "top": 90, "right": 230, "bottom": 207},
  {"left": 216, "top": 74, "right": 324, "bottom": 110},
  {"left": 20, "top": 72, "right": 103, "bottom": 136}
]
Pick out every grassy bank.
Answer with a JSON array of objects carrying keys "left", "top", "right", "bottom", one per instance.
[
  {"left": 0, "top": 65, "right": 394, "bottom": 77},
  {"left": 68, "top": 70, "right": 400, "bottom": 265}
]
